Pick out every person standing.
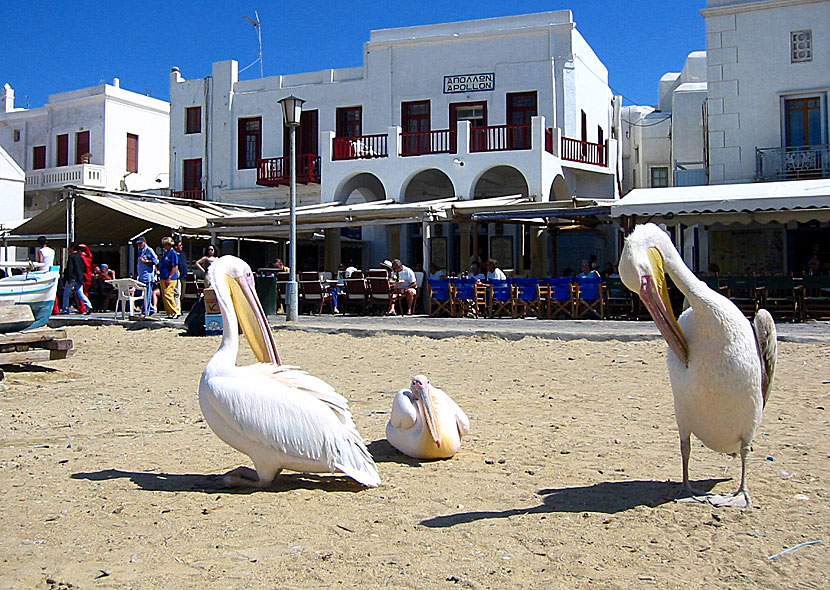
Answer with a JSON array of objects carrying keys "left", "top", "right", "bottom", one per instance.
[
  {"left": 174, "top": 239, "right": 188, "bottom": 312},
  {"left": 159, "top": 236, "right": 180, "bottom": 318},
  {"left": 135, "top": 237, "right": 158, "bottom": 316},
  {"left": 60, "top": 244, "right": 92, "bottom": 315},
  {"left": 195, "top": 244, "right": 218, "bottom": 286},
  {"left": 36, "top": 236, "right": 55, "bottom": 269}
]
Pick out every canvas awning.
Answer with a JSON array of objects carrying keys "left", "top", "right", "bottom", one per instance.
[
  {"left": 610, "top": 179, "right": 830, "bottom": 226},
  {"left": 6, "top": 187, "right": 262, "bottom": 247},
  {"left": 208, "top": 195, "right": 534, "bottom": 237}
]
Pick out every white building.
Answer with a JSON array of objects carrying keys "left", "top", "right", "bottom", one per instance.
[
  {"left": 0, "top": 145, "right": 25, "bottom": 264},
  {"left": 170, "top": 11, "right": 621, "bottom": 274},
  {"left": 616, "top": 0, "right": 830, "bottom": 276},
  {"left": 0, "top": 80, "right": 170, "bottom": 218}
]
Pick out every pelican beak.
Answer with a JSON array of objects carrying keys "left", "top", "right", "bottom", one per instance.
[
  {"left": 640, "top": 248, "right": 689, "bottom": 367},
  {"left": 419, "top": 386, "right": 441, "bottom": 448},
  {"left": 226, "top": 273, "right": 281, "bottom": 365}
]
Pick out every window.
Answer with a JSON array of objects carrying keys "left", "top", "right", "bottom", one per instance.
[
  {"left": 506, "top": 92, "right": 536, "bottom": 149},
  {"left": 185, "top": 106, "right": 201, "bottom": 134},
  {"left": 785, "top": 96, "right": 822, "bottom": 146},
  {"left": 401, "top": 100, "right": 430, "bottom": 155},
  {"left": 126, "top": 133, "right": 138, "bottom": 173},
  {"left": 238, "top": 117, "right": 262, "bottom": 169},
  {"left": 336, "top": 106, "right": 362, "bottom": 138},
  {"left": 183, "top": 158, "right": 202, "bottom": 190},
  {"left": 75, "top": 130, "right": 90, "bottom": 164},
  {"left": 56, "top": 134, "right": 69, "bottom": 167},
  {"left": 650, "top": 166, "right": 669, "bottom": 188},
  {"left": 33, "top": 146, "right": 46, "bottom": 170},
  {"left": 13, "top": 129, "right": 20, "bottom": 142},
  {"left": 791, "top": 30, "right": 812, "bottom": 63}
]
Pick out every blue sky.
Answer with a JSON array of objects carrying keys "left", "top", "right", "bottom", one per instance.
[{"left": 4, "top": 0, "right": 706, "bottom": 109}]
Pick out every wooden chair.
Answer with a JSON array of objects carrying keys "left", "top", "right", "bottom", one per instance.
[
  {"left": 489, "top": 279, "right": 513, "bottom": 318},
  {"left": 603, "top": 277, "right": 635, "bottom": 319},
  {"left": 342, "top": 277, "right": 370, "bottom": 315},
  {"left": 758, "top": 275, "right": 800, "bottom": 322},
  {"left": 182, "top": 272, "right": 202, "bottom": 309},
  {"left": 800, "top": 275, "right": 830, "bottom": 320},
  {"left": 510, "top": 277, "right": 541, "bottom": 318},
  {"left": 721, "top": 275, "right": 762, "bottom": 317},
  {"left": 546, "top": 277, "right": 575, "bottom": 319},
  {"left": 428, "top": 278, "right": 452, "bottom": 316},
  {"left": 574, "top": 276, "right": 605, "bottom": 319},
  {"left": 368, "top": 276, "right": 402, "bottom": 315},
  {"left": 450, "top": 278, "right": 478, "bottom": 318},
  {"left": 299, "top": 277, "right": 335, "bottom": 314}
]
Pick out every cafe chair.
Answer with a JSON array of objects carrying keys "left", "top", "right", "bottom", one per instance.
[
  {"left": 574, "top": 276, "right": 605, "bottom": 319},
  {"left": 450, "top": 278, "right": 479, "bottom": 318},
  {"left": 800, "top": 275, "right": 830, "bottom": 320},
  {"left": 107, "top": 278, "right": 147, "bottom": 320},
  {"left": 603, "top": 277, "right": 635, "bottom": 319},
  {"left": 368, "top": 276, "right": 402, "bottom": 315},
  {"left": 545, "top": 277, "right": 575, "bottom": 319},
  {"left": 342, "top": 276, "right": 370, "bottom": 315},
  {"left": 489, "top": 279, "right": 513, "bottom": 318},
  {"left": 428, "top": 278, "right": 452, "bottom": 317},
  {"left": 510, "top": 277, "right": 541, "bottom": 318},
  {"left": 758, "top": 275, "right": 800, "bottom": 322},
  {"left": 300, "top": 277, "right": 335, "bottom": 314}
]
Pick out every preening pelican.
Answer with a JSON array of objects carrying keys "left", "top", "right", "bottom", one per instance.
[
  {"left": 619, "top": 224, "right": 776, "bottom": 507},
  {"left": 386, "top": 375, "right": 470, "bottom": 459},
  {"left": 199, "top": 255, "right": 380, "bottom": 488}
]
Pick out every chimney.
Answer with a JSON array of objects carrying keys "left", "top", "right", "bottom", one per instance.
[
  {"left": 113, "top": 78, "right": 120, "bottom": 88},
  {"left": 2, "top": 84, "right": 14, "bottom": 113}
]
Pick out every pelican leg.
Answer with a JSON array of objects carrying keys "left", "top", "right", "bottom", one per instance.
[
  {"left": 706, "top": 441, "right": 752, "bottom": 508},
  {"left": 221, "top": 466, "right": 281, "bottom": 489},
  {"left": 675, "top": 433, "right": 712, "bottom": 502}
]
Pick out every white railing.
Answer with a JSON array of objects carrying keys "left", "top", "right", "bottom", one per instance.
[{"left": 26, "top": 164, "right": 107, "bottom": 190}]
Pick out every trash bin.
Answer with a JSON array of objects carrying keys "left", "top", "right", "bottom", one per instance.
[{"left": 255, "top": 274, "right": 277, "bottom": 316}]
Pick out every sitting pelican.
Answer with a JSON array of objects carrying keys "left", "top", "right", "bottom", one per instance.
[
  {"left": 619, "top": 224, "right": 776, "bottom": 507},
  {"left": 386, "top": 375, "right": 470, "bottom": 459},
  {"left": 199, "top": 255, "right": 380, "bottom": 488}
]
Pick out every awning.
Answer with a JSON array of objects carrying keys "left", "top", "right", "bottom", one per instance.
[
  {"left": 7, "top": 187, "right": 262, "bottom": 246},
  {"left": 610, "top": 179, "right": 830, "bottom": 226},
  {"left": 208, "top": 195, "right": 534, "bottom": 237}
]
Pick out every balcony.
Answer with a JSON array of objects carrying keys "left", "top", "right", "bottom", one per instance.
[
  {"left": 756, "top": 144, "right": 830, "bottom": 181},
  {"left": 401, "top": 129, "right": 456, "bottom": 156},
  {"left": 25, "top": 163, "right": 106, "bottom": 191},
  {"left": 256, "top": 154, "right": 321, "bottom": 186},
  {"left": 558, "top": 134, "right": 608, "bottom": 167},
  {"left": 332, "top": 134, "right": 388, "bottom": 160},
  {"left": 471, "top": 124, "right": 531, "bottom": 152},
  {"left": 170, "top": 189, "right": 206, "bottom": 200}
]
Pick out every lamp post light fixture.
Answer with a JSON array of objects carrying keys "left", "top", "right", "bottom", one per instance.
[{"left": 278, "top": 95, "right": 305, "bottom": 322}]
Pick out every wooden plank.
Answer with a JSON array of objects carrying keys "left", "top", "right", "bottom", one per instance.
[
  {"left": 0, "top": 328, "right": 68, "bottom": 346},
  {"left": 0, "top": 349, "right": 52, "bottom": 364},
  {"left": 0, "top": 302, "right": 35, "bottom": 331},
  {"left": 36, "top": 338, "right": 74, "bottom": 351}
]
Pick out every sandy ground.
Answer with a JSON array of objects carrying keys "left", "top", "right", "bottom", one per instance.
[{"left": 0, "top": 324, "right": 827, "bottom": 589}]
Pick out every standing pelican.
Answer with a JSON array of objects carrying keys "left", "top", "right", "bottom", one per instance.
[
  {"left": 619, "top": 224, "right": 776, "bottom": 507},
  {"left": 386, "top": 375, "right": 470, "bottom": 459},
  {"left": 199, "top": 255, "right": 380, "bottom": 488}
]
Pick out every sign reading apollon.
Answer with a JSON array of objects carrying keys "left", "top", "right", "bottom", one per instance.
[{"left": 443, "top": 73, "right": 495, "bottom": 94}]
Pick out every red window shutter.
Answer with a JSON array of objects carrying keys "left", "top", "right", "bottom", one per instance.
[
  {"left": 126, "top": 133, "right": 138, "bottom": 173},
  {"left": 186, "top": 107, "right": 201, "bottom": 134},
  {"left": 75, "top": 131, "right": 90, "bottom": 164},
  {"left": 183, "top": 158, "right": 202, "bottom": 190},
  {"left": 56, "top": 134, "right": 69, "bottom": 167},
  {"left": 33, "top": 146, "right": 46, "bottom": 170}
]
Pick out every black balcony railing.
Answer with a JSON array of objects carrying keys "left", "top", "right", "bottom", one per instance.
[{"left": 756, "top": 144, "right": 830, "bottom": 181}]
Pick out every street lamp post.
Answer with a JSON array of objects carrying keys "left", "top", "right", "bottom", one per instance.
[{"left": 278, "top": 95, "right": 305, "bottom": 322}]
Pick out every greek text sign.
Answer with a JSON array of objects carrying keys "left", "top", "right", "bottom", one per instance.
[{"left": 443, "top": 73, "right": 495, "bottom": 94}]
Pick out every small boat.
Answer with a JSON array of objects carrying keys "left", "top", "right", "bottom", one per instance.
[{"left": 0, "top": 263, "right": 60, "bottom": 333}]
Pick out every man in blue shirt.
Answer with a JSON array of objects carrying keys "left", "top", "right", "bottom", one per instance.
[
  {"left": 135, "top": 237, "right": 158, "bottom": 316},
  {"left": 174, "top": 239, "right": 188, "bottom": 313}
]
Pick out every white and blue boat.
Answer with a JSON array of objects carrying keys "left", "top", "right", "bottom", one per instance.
[{"left": 0, "top": 264, "right": 60, "bottom": 333}]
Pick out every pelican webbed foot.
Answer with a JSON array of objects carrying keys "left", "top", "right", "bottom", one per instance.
[
  {"left": 221, "top": 466, "right": 278, "bottom": 488},
  {"left": 675, "top": 485, "right": 714, "bottom": 504},
  {"left": 705, "top": 490, "right": 751, "bottom": 508}
]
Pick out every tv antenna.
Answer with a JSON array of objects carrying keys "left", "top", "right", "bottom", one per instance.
[{"left": 242, "top": 11, "right": 264, "bottom": 78}]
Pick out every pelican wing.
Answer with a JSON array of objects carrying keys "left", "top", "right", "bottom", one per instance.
[
  {"left": 433, "top": 387, "right": 470, "bottom": 437},
  {"left": 204, "top": 370, "right": 379, "bottom": 486},
  {"left": 389, "top": 389, "right": 418, "bottom": 430},
  {"left": 753, "top": 309, "right": 777, "bottom": 407}
]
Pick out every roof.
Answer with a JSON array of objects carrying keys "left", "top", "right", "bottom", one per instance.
[
  {"left": 7, "top": 188, "right": 261, "bottom": 246},
  {"left": 610, "top": 179, "right": 830, "bottom": 226},
  {"left": 209, "top": 195, "right": 535, "bottom": 237}
]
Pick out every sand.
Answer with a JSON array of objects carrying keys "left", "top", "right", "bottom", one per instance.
[{"left": 0, "top": 324, "right": 827, "bottom": 589}]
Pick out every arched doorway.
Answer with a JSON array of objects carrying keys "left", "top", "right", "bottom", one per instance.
[
  {"left": 472, "top": 165, "right": 529, "bottom": 199},
  {"left": 401, "top": 169, "right": 455, "bottom": 271},
  {"left": 401, "top": 169, "right": 455, "bottom": 203},
  {"left": 334, "top": 172, "right": 386, "bottom": 204},
  {"left": 549, "top": 174, "right": 570, "bottom": 201}
]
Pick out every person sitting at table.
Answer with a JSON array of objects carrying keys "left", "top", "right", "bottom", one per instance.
[
  {"left": 578, "top": 259, "right": 601, "bottom": 278},
  {"left": 380, "top": 259, "right": 394, "bottom": 279},
  {"left": 468, "top": 261, "right": 486, "bottom": 282},
  {"left": 391, "top": 259, "right": 417, "bottom": 315},
  {"left": 428, "top": 263, "right": 446, "bottom": 281},
  {"left": 485, "top": 258, "right": 506, "bottom": 282}
]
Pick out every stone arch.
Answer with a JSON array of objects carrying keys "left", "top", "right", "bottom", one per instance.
[
  {"left": 549, "top": 174, "right": 571, "bottom": 201},
  {"left": 401, "top": 168, "right": 455, "bottom": 203},
  {"left": 333, "top": 172, "right": 386, "bottom": 205},
  {"left": 472, "top": 165, "right": 529, "bottom": 199}
]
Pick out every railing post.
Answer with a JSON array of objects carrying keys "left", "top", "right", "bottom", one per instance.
[
  {"left": 321, "top": 130, "right": 335, "bottom": 165},
  {"left": 457, "top": 120, "right": 471, "bottom": 156},
  {"left": 531, "top": 116, "right": 546, "bottom": 154},
  {"left": 389, "top": 126, "right": 402, "bottom": 159}
]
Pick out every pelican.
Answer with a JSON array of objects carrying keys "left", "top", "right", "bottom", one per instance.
[
  {"left": 619, "top": 224, "right": 776, "bottom": 507},
  {"left": 386, "top": 375, "right": 470, "bottom": 459},
  {"left": 199, "top": 255, "right": 380, "bottom": 488}
]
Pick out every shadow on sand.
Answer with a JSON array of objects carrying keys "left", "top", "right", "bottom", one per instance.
[
  {"left": 71, "top": 468, "right": 367, "bottom": 494},
  {"left": 420, "top": 478, "right": 729, "bottom": 527},
  {"left": 366, "top": 439, "right": 426, "bottom": 466}
]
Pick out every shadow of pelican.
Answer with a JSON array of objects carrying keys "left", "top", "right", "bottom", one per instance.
[{"left": 420, "top": 478, "right": 729, "bottom": 527}]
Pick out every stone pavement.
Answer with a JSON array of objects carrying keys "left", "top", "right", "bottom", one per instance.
[{"left": 49, "top": 312, "right": 829, "bottom": 344}]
